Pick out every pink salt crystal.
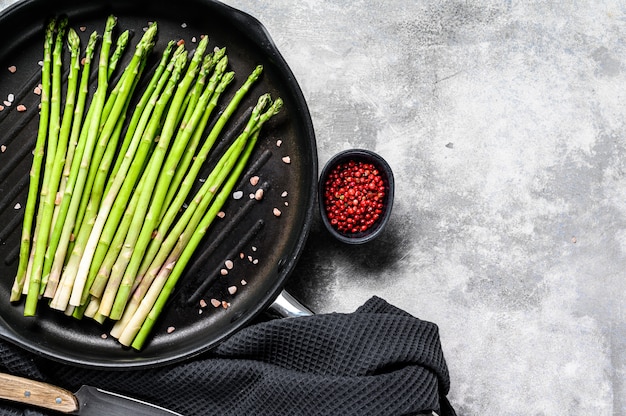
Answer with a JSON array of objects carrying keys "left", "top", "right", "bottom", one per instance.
[{"left": 211, "top": 299, "right": 221, "bottom": 307}]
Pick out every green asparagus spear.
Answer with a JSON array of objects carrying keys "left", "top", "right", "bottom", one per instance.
[
  {"left": 23, "top": 18, "right": 68, "bottom": 315},
  {"left": 11, "top": 19, "right": 56, "bottom": 303}
]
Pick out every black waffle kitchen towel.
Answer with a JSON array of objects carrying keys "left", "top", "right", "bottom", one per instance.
[{"left": 0, "top": 296, "right": 456, "bottom": 416}]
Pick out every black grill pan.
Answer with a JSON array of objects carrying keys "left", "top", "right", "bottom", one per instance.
[{"left": 0, "top": 0, "right": 317, "bottom": 369}]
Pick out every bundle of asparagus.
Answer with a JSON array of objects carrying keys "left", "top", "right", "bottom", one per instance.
[{"left": 10, "top": 15, "right": 282, "bottom": 350}]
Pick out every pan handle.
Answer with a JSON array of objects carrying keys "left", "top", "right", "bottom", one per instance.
[{"left": 268, "top": 290, "right": 313, "bottom": 318}]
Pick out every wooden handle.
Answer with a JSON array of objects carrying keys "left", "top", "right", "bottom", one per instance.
[{"left": 0, "top": 372, "right": 78, "bottom": 413}]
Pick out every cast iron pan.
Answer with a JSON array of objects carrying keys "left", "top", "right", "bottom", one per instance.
[{"left": 0, "top": 0, "right": 317, "bottom": 369}]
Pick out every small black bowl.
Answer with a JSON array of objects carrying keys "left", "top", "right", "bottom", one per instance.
[{"left": 318, "top": 149, "right": 394, "bottom": 244}]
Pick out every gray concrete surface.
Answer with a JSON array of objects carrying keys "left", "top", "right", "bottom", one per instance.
[
  {"left": 2, "top": 0, "right": 625, "bottom": 414},
  {"left": 220, "top": 1, "right": 625, "bottom": 414}
]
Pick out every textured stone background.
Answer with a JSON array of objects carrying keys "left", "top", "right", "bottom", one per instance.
[{"left": 2, "top": 0, "right": 625, "bottom": 414}]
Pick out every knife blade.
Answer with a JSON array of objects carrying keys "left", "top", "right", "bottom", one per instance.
[{"left": 0, "top": 372, "right": 183, "bottom": 415}]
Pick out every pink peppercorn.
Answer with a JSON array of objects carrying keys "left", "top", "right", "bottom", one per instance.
[{"left": 323, "top": 160, "right": 386, "bottom": 234}]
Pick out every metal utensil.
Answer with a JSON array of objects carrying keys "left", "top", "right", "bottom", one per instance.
[{"left": 0, "top": 373, "right": 182, "bottom": 415}]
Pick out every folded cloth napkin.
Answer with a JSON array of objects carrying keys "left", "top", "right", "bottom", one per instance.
[{"left": 0, "top": 296, "right": 456, "bottom": 416}]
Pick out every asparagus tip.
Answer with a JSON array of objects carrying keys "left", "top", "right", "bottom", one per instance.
[
  {"left": 118, "top": 29, "right": 131, "bottom": 44},
  {"left": 67, "top": 27, "right": 80, "bottom": 49},
  {"left": 105, "top": 15, "right": 118, "bottom": 31},
  {"left": 45, "top": 17, "right": 56, "bottom": 33},
  {"left": 216, "top": 55, "right": 229, "bottom": 73}
]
